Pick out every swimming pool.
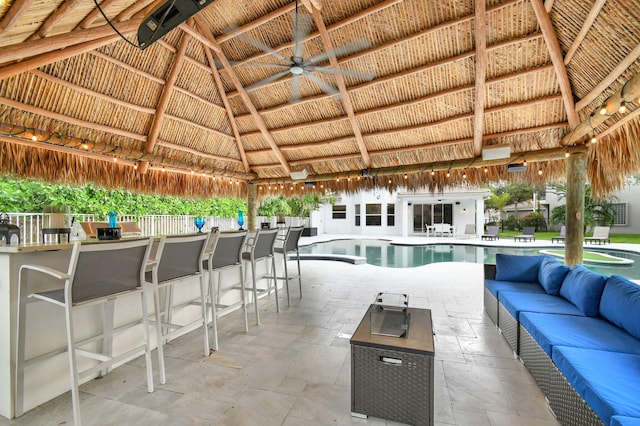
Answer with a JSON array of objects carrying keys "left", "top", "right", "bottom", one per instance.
[{"left": 298, "top": 239, "right": 640, "bottom": 279}]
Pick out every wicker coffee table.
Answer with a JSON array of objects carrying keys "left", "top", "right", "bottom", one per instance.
[{"left": 351, "top": 305, "right": 434, "bottom": 426}]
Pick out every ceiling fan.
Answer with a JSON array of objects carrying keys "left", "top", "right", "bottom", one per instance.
[{"left": 237, "top": 0, "right": 374, "bottom": 103}]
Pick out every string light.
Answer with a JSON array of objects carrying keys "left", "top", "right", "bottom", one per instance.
[
  {"left": 404, "top": 174, "right": 408, "bottom": 179},
  {"left": 133, "top": 163, "right": 138, "bottom": 170},
  {"left": 538, "top": 169, "right": 543, "bottom": 176},
  {"left": 565, "top": 152, "right": 571, "bottom": 158},
  {"left": 591, "top": 135, "right": 597, "bottom": 144},
  {"left": 446, "top": 171, "right": 450, "bottom": 178},
  {"left": 599, "top": 106, "right": 608, "bottom": 115},
  {"left": 462, "top": 170, "right": 467, "bottom": 179},
  {"left": 523, "top": 158, "right": 527, "bottom": 167},
  {"left": 113, "top": 156, "right": 118, "bottom": 162},
  {"left": 31, "top": 134, "right": 38, "bottom": 141},
  {"left": 619, "top": 102, "right": 627, "bottom": 113},
  {"left": 431, "top": 170, "right": 435, "bottom": 176},
  {"left": 484, "top": 167, "right": 488, "bottom": 173}
]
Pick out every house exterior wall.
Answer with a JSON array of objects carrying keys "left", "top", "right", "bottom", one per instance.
[
  {"left": 544, "top": 183, "right": 640, "bottom": 234},
  {"left": 319, "top": 188, "right": 490, "bottom": 236}
]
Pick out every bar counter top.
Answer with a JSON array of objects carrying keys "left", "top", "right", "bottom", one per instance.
[{"left": 0, "top": 242, "right": 73, "bottom": 254}]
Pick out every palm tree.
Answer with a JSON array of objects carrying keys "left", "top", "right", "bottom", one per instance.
[
  {"left": 485, "top": 192, "right": 511, "bottom": 223},
  {"left": 549, "top": 183, "right": 617, "bottom": 232}
]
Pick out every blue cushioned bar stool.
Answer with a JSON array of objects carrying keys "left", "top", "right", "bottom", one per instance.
[{"left": 15, "top": 237, "right": 155, "bottom": 425}]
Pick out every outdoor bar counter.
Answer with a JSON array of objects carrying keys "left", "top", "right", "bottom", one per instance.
[{"left": 0, "top": 240, "right": 215, "bottom": 419}]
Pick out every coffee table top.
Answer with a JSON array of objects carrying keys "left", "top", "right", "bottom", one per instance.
[{"left": 351, "top": 305, "right": 434, "bottom": 355}]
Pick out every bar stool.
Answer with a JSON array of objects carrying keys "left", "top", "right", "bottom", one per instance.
[
  {"left": 241, "top": 228, "right": 279, "bottom": 325},
  {"left": 15, "top": 237, "right": 155, "bottom": 425},
  {"left": 274, "top": 226, "right": 304, "bottom": 306},
  {"left": 203, "top": 230, "right": 248, "bottom": 350},
  {"left": 145, "top": 233, "right": 210, "bottom": 385}
]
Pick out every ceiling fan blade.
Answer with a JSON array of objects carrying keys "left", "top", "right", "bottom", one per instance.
[
  {"left": 245, "top": 69, "right": 291, "bottom": 92},
  {"left": 304, "top": 73, "right": 340, "bottom": 97},
  {"left": 305, "top": 65, "right": 374, "bottom": 81},
  {"left": 238, "top": 32, "right": 292, "bottom": 65},
  {"left": 304, "top": 38, "right": 371, "bottom": 66},
  {"left": 238, "top": 62, "right": 290, "bottom": 69},
  {"left": 290, "top": 74, "right": 302, "bottom": 104},
  {"left": 293, "top": 12, "right": 312, "bottom": 60}
]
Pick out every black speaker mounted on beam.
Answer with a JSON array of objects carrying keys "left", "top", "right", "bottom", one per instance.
[{"left": 137, "top": 0, "right": 215, "bottom": 49}]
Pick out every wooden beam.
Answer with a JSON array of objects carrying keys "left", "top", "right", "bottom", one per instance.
[
  {"left": 530, "top": 0, "right": 579, "bottom": 127},
  {"left": 596, "top": 105, "right": 640, "bottom": 140},
  {"left": 198, "top": 23, "right": 251, "bottom": 173},
  {"left": 252, "top": 144, "right": 588, "bottom": 183},
  {"left": 311, "top": 6, "right": 371, "bottom": 168},
  {"left": 562, "top": 72, "right": 640, "bottom": 146},
  {"left": 216, "top": 2, "right": 296, "bottom": 44},
  {"left": 0, "top": 33, "right": 121, "bottom": 81},
  {"left": 544, "top": 0, "right": 555, "bottom": 12},
  {"left": 194, "top": 15, "right": 291, "bottom": 174},
  {"left": 227, "top": 0, "right": 528, "bottom": 99},
  {"left": 29, "top": 70, "right": 156, "bottom": 114},
  {"left": 0, "top": 96, "right": 145, "bottom": 141},
  {"left": 240, "top": 68, "right": 558, "bottom": 140},
  {"left": 0, "top": 19, "right": 141, "bottom": 65},
  {"left": 232, "top": 32, "right": 544, "bottom": 117},
  {"left": 575, "top": 42, "right": 640, "bottom": 111},
  {"left": 164, "top": 113, "right": 235, "bottom": 141},
  {"left": 564, "top": 0, "right": 606, "bottom": 64},
  {"left": 226, "top": 0, "right": 403, "bottom": 70},
  {"left": 116, "top": 0, "right": 156, "bottom": 21},
  {"left": 0, "top": 0, "right": 34, "bottom": 32},
  {"left": 473, "top": 0, "right": 487, "bottom": 157},
  {"left": 155, "top": 140, "right": 244, "bottom": 165},
  {"left": 89, "top": 50, "right": 165, "bottom": 84},
  {"left": 138, "top": 31, "right": 191, "bottom": 173},
  {"left": 76, "top": 0, "right": 120, "bottom": 29},
  {"left": 29, "top": 0, "right": 84, "bottom": 40}
]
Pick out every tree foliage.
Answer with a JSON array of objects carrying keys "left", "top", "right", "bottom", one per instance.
[
  {"left": 548, "top": 183, "right": 617, "bottom": 230},
  {"left": 0, "top": 176, "right": 246, "bottom": 218}
]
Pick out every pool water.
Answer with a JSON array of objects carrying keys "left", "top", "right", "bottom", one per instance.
[{"left": 298, "top": 239, "right": 640, "bottom": 279}]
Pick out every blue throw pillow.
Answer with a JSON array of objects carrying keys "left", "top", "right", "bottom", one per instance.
[
  {"left": 495, "top": 254, "right": 546, "bottom": 283},
  {"left": 538, "top": 256, "right": 570, "bottom": 295},
  {"left": 559, "top": 265, "right": 607, "bottom": 316},
  {"left": 600, "top": 275, "right": 640, "bottom": 340}
]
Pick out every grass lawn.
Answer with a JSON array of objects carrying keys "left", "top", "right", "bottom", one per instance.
[{"left": 496, "top": 230, "right": 640, "bottom": 244}]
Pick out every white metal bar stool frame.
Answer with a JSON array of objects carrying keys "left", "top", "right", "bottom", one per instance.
[
  {"left": 274, "top": 226, "right": 304, "bottom": 306},
  {"left": 146, "top": 233, "right": 210, "bottom": 385},
  {"left": 241, "top": 228, "right": 279, "bottom": 325},
  {"left": 15, "top": 237, "right": 155, "bottom": 425},
  {"left": 203, "top": 230, "right": 248, "bottom": 350}
]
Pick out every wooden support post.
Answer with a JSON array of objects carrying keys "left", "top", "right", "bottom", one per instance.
[
  {"left": 565, "top": 152, "right": 586, "bottom": 266},
  {"left": 247, "top": 183, "right": 257, "bottom": 232}
]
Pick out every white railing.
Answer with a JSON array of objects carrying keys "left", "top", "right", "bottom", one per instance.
[{"left": 3, "top": 213, "right": 307, "bottom": 243}]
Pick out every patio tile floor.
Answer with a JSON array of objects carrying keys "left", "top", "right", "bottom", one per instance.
[{"left": 2, "top": 259, "right": 560, "bottom": 426}]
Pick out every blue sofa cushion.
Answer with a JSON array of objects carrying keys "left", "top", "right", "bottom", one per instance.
[
  {"left": 538, "top": 256, "right": 570, "bottom": 295},
  {"left": 485, "top": 279, "right": 545, "bottom": 298},
  {"left": 559, "top": 265, "right": 607, "bottom": 316},
  {"left": 600, "top": 275, "right": 640, "bottom": 341},
  {"left": 495, "top": 254, "right": 547, "bottom": 282},
  {"left": 520, "top": 312, "right": 640, "bottom": 357},
  {"left": 500, "top": 292, "right": 582, "bottom": 322},
  {"left": 611, "top": 416, "right": 640, "bottom": 426},
  {"left": 552, "top": 347, "right": 640, "bottom": 423}
]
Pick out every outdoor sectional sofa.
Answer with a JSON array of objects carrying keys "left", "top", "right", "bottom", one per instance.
[{"left": 484, "top": 254, "right": 640, "bottom": 426}]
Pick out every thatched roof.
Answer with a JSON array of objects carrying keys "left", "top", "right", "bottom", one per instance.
[{"left": 1, "top": 0, "right": 639, "bottom": 199}]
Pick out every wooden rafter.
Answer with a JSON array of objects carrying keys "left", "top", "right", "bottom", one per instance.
[
  {"left": 29, "top": 0, "right": 84, "bottom": 41},
  {"left": 193, "top": 15, "right": 291, "bottom": 174},
  {"left": 530, "top": 0, "right": 579, "bottom": 127},
  {"left": 198, "top": 22, "right": 251, "bottom": 173},
  {"left": 562, "top": 72, "right": 640, "bottom": 146},
  {"left": 226, "top": 0, "right": 522, "bottom": 99},
  {"left": 310, "top": 5, "right": 371, "bottom": 168},
  {"left": 116, "top": 0, "right": 156, "bottom": 21},
  {"left": 224, "top": 0, "right": 402, "bottom": 71},
  {"left": 0, "top": 0, "right": 34, "bottom": 32},
  {"left": 0, "top": 19, "right": 141, "bottom": 65},
  {"left": 231, "top": 31, "right": 545, "bottom": 117},
  {"left": 575, "top": 42, "right": 640, "bottom": 111},
  {"left": 0, "top": 34, "right": 121, "bottom": 81},
  {"left": 563, "top": 0, "right": 606, "bottom": 64},
  {"left": 240, "top": 65, "right": 556, "bottom": 139},
  {"left": 473, "top": 0, "right": 487, "bottom": 157},
  {"left": 76, "top": 0, "right": 121, "bottom": 30},
  {"left": 139, "top": 31, "right": 191, "bottom": 174},
  {"left": 252, "top": 145, "right": 587, "bottom": 183}
]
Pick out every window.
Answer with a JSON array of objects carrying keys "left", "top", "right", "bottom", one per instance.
[
  {"left": 355, "top": 204, "right": 361, "bottom": 226},
  {"left": 611, "top": 203, "right": 628, "bottom": 226},
  {"left": 366, "top": 203, "right": 382, "bottom": 226},
  {"left": 387, "top": 203, "right": 395, "bottom": 226},
  {"left": 332, "top": 205, "right": 346, "bottom": 219}
]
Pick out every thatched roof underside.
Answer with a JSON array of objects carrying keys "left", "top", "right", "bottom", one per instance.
[{"left": 1, "top": 0, "right": 640, "bottom": 199}]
